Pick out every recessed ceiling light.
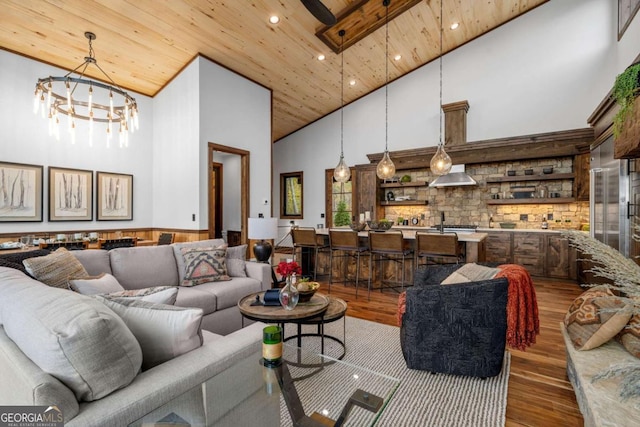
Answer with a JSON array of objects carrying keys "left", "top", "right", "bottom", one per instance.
[
  {"left": 394, "top": 54, "right": 402, "bottom": 61},
  {"left": 349, "top": 80, "right": 356, "bottom": 86},
  {"left": 450, "top": 22, "right": 459, "bottom": 30},
  {"left": 269, "top": 15, "right": 280, "bottom": 24},
  {"left": 317, "top": 54, "right": 325, "bottom": 61}
]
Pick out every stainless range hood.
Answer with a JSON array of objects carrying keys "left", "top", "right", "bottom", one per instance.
[{"left": 429, "top": 164, "right": 477, "bottom": 187}]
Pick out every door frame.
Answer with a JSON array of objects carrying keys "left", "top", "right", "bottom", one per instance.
[
  {"left": 208, "top": 143, "right": 250, "bottom": 243},
  {"left": 211, "top": 162, "right": 223, "bottom": 239}
]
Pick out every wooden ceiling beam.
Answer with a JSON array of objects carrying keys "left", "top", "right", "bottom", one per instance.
[{"left": 316, "top": 0, "right": 423, "bottom": 54}]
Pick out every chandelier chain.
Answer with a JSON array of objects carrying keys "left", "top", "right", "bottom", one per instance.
[
  {"left": 385, "top": 0, "right": 389, "bottom": 152},
  {"left": 340, "top": 31, "right": 345, "bottom": 157},
  {"left": 439, "top": 0, "right": 443, "bottom": 147}
]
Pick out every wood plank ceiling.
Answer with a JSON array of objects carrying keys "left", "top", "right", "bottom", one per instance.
[{"left": 0, "top": 0, "right": 547, "bottom": 142}]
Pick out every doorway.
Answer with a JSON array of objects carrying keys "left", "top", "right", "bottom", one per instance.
[{"left": 208, "top": 144, "right": 250, "bottom": 243}]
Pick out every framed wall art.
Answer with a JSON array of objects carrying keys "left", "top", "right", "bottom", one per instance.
[
  {"left": 48, "top": 166, "right": 93, "bottom": 221},
  {"left": 619, "top": 0, "right": 640, "bottom": 39},
  {"left": 97, "top": 171, "right": 133, "bottom": 221},
  {"left": 0, "top": 161, "right": 43, "bottom": 222}
]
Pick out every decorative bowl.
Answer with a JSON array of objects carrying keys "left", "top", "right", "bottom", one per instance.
[
  {"left": 524, "top": 169, "right": 534, "bottom": 175},
  {"left": 542, "top": 167, "right": 553, "bottom": 174},
  {"left": 500, "top": 222, "right": 517, "bottom": 229},
  {"left": 507, "top": 170, "right": 516, "bottom": 176},
  {"left": 369, "top": 220, "right": 392, "bottom": 231},
  {"left": 297, "top": 281, "right": 320, "bottom": 302},
  {"left": 350, "top": 222, "right": 366, "bottom": 232}
]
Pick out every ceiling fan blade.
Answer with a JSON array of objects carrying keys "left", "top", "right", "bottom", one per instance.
[{"left": 301, "top": 0, "right": 337, "bottom": 26}]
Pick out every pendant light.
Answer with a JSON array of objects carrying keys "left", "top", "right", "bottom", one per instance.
[
  {"left": 429, "top": 0, "right": 452, "bottom": 176},
  {"left": 333, "top": 30, "right": 351, "bottom": 183},
  {"left": 376, "top": 0, "right": 396, "bottom": 180}
]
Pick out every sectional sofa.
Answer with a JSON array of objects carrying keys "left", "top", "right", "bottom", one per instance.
[{"left": 0, "top": 239, "right": 276, "bottom": 425}]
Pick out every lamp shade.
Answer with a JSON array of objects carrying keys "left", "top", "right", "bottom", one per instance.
[{"left": 248, "top": 217, "right": 278, "bottom": 240}]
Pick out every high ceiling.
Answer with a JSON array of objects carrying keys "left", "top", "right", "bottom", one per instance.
[{"left": 0, "top": 0, "right": 547, "bottom": 141}]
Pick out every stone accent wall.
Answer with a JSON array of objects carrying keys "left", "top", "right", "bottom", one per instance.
[{"left": 384, "top": 156, "right": 589, "bottom": 230}]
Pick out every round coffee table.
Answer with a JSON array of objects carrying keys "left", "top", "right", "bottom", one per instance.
[{"left": 238, "top": 292, "right": 347, "bottom": 359}]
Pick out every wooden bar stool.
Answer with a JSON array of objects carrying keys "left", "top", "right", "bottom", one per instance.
[
  {"left": 328, "top": 229, "right": 368, "bottom": 297},
  {"left": 291, "top": 227, "right": 329, "bottom": 280},
  {"left": 414, "top": 232, "right": 465, "bottom": 266},
  {"left": 368, "top": 231, "right": 413, "bottom": 300}
]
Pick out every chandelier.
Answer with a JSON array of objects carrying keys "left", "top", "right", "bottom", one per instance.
[
  {"left": 33, "top": 32, "right": 139, "bottom": 147},
  {"left": 333, "top": 30, "right": 351, "bottom": 183}
]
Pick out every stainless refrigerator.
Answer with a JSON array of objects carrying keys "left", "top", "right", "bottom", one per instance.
[{"left": 590, "top": 136, "right": 630, "bottom": 256}]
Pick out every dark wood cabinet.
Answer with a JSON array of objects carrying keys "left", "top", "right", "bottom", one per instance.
[
  {"left": 354, "top": 164, "right": 383, "bottom": 221},
  {"left": 513, "top": 232, "right": 545, "bottom": 276},
  {"left": 574, "top": 153, "right": 590, "bottom": 201},
  {"left": 546, "top": 234, "right": 576, "bottom": 279},
  {"left": 485, "top": 232, "right": 512, "bottom": 264}
]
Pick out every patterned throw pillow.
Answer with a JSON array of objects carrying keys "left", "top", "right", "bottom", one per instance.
[
  {"left": 106, "top": 286, "right": 178, "bottom": 305},
  {"left": 226, "top": 244, "right": 248, "bottom": 277},
  {"left": 441, "top": 263, "right": 499, "bottom": 285},
  {"left": 180, "top": 246, "right": 230, "bottom": 286},
  {"left": 564, "top": 286, "right": 633, "bottom": 351},
  {"left": 23, "top": 248, "right": 89, "bottom": 289},
  {"left": 617, "top": 296, "right": 640, "bottom": 358}
]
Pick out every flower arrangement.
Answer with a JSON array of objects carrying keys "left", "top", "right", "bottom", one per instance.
[{"left": 276, "top": 260, "right": 301, "bottom": 278}]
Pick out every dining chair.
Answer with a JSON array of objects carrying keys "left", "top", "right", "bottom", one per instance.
[
  {"left": 328, "top": 229, "right": 368, "bottom": 297},
  {"left": 414, "top": 232, "right": 464, "bottom": 266},
  {"left": 291, "top": 227, "right": 329, "bottom": 280},
  {"left": 368, "top": 231, "right": 413, "bottom": 300}
]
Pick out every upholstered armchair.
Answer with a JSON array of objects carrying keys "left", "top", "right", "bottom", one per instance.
[{"left": 400, "top": 264, "right": 509, "bottom": 378}]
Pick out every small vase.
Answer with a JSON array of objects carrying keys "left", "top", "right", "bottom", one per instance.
[{"left": 279, "top": 276, "right": 299, "bottom": 310}]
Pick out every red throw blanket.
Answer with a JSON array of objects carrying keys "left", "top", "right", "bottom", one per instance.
[{"left": 496, "top": 264, "right": 540, "bottom": 351}]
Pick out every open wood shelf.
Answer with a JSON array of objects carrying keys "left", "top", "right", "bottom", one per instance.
[
  {"left": 486, "top": 197, "right": 575, "bottom": 205},
  {"left": 380, "top": 200, "right": 429, "bottom": 206},
  {"left": 485, "top": 173, "right": 574, "bottom": 183},
  {"left": 379, "top": 181, "right": 428, "bottom": 188}
]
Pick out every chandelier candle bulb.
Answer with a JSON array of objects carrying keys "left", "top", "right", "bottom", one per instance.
[{"left": 262, "top": 325, "right": 283, "bottom": 367}]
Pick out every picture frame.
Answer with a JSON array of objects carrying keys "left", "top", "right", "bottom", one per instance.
[
  {"left": 96, "top": 171, "right": 133, "bottom": 221},
  {"left": 48, "top": 166, "right": 93, "bottom": 221},
  {"left": 618, "top": 0, "right": 640, "bottom": 40},
  {"left": 0, "top": 161, "right": 43, "bottom": 222}
]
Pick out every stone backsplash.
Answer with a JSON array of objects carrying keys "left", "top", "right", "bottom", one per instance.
[{"left": 383, "top": 156, "right": 589, "bottom": 230}]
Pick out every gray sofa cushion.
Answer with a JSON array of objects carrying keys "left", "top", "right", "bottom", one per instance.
[
  {"left": 172, "top": 239, "right": 225, "bottom": 282},
  {"left": 73, "top": 249, "right": 112, "bottom": 276},
  {"left": 175, "top": 286, "right": 218, "bottom": 315},
  {"left": 194, "top": 278, "right": 263, "bottom": 311},
  {"left": 0, "top": 267, "right": 142, "bottom": 401},
  {"left": 110, "top": 246, "right": 179, "bottom": 289}
]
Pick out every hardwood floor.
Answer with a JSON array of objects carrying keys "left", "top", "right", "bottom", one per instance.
[{"left": 317, "top": 276, "right": 585, "bottom": 426}]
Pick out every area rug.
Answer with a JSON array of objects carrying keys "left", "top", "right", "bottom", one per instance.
[{"left": 280, "top": 316, "right": 510, "bottom": 427}]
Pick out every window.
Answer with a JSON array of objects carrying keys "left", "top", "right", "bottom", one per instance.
[
  {"left": 325, "top": 168, "right": 355, "bottom": 227},
  {"left": 280, "top": 172, "right": 303, "bottom": 219}
]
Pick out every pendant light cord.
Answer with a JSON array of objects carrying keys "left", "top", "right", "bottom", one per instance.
[
  {"left": 340, "top": 30, "right": 345, "bottom": 157},
  {"left": 439, "top": 0, "right": 443, "bottom": 148},
  {"left": 385, "top": 0, "right": 389, "bottom": 152}
]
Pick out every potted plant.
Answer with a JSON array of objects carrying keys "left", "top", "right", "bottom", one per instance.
[
  {"left": 613, "top": 62, "right": 640, "bottom": 138},
  {"left": 333, "top": 200, "right": 351, "bottom": 227}
]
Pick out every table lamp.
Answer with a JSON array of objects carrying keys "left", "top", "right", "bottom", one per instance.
[{"left": 248, "top": 217, "right": 278, "bottom": 262}]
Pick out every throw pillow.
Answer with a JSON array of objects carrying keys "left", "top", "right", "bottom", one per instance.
[
  {"left": 180, "top": 246, "right": 230, "bottom": 286},
  {"left": 441, "top": 263, "right": 499, "bottom": 285},
  {"left": 564, "top": 286, "right": 633, "bottom": 351},
  {"left": 616, "top": 296, "right": 640, "bottom": 358},
  {"left": 106, "top": 286, "right": 178, "bottom": 305},
  {"left": 0, "top": 268, "right": 142, "bottom": 402},
  {"left": 23, "top": 248, "right": 89, "bottom": 289},
  {"left": 69, "top": 273, "right": 125, "bottom": 295},
  {"left": 95, "top": 296, "right": 204, "bottom": 371},
  {"left": 226, "top": 244, "right": 248, "bottom": 277}
]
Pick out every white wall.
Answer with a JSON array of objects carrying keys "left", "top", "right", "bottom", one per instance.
[
  {"left": 273, "top": 0, "right": 640, "bottom": 233},
  {"left": 152, "top": 59, "right": 201, "bottom": 228},
  {"left": 198, "top": 57, "right": 272, "bottom": 221},
  {"left": 217, "top": 152, "right": 242, "bottom": 232},
  {"left": 0, "top": 49, "right": 154, "bottom": 234}
]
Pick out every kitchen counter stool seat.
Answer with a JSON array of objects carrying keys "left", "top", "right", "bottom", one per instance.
[
  {"left": 328, "top": 229, "right": 368, "bottom": 297},
  {"left": 368, "top": 231, "right": 413, "bottom": 300}
]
